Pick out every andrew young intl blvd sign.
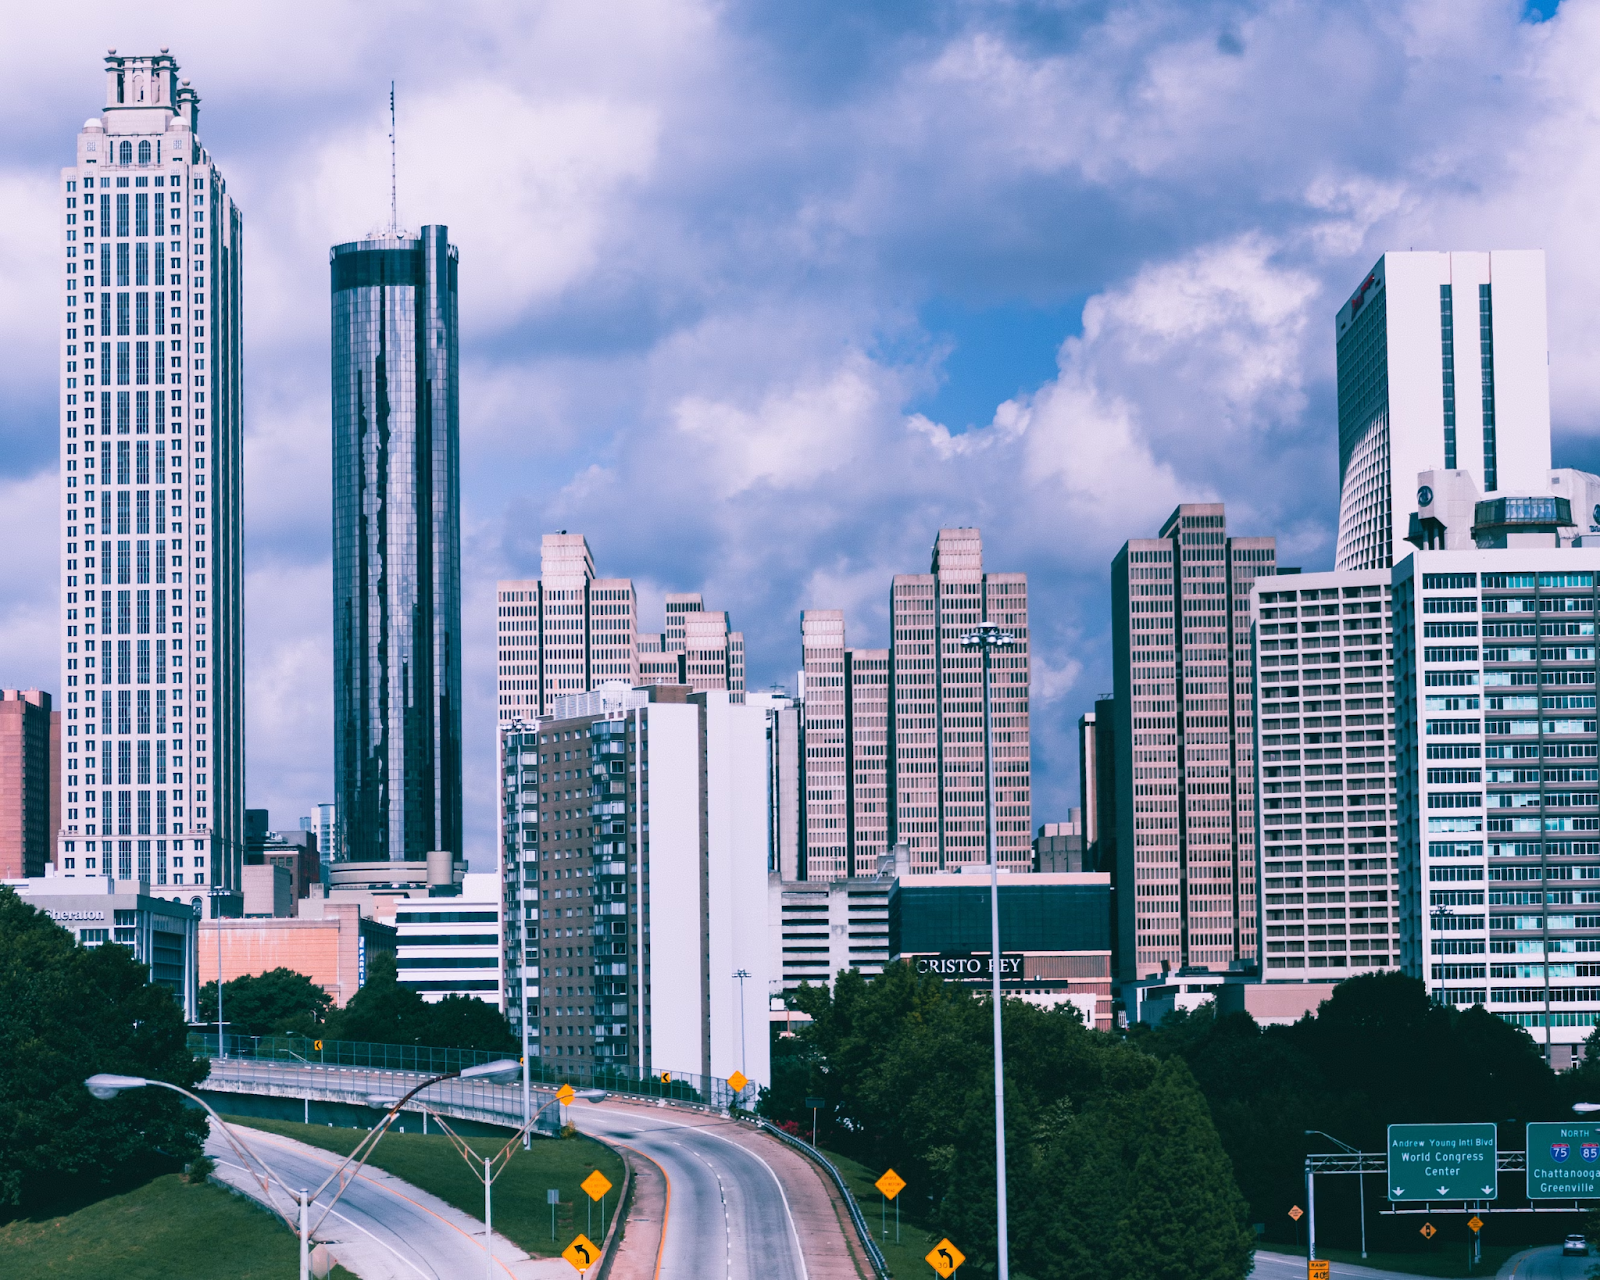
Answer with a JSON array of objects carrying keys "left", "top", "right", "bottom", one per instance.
[{"left": 1387, "top": 1124, "right": 1498, "bottom": 1201}]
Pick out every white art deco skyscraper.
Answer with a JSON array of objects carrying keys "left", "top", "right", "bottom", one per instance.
[{"left": 56, "top": 51, "right": 245, "bottom": 911}]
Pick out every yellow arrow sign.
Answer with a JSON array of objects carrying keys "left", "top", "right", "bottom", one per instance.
[
  {"left": 660, "top": 1071, "right": 672, "bottom": 1084},
  {"left": 1468, "top": 1215, "right": 1483, "bottom": 1233},
  {"left": 556, "top": 1083, "right": 576, "bottom": 1106},
  {"left": 875, "top": 1168, "right": 906, "bottom": 1200},
  {"left": 563, "top": 1233, "right": 599, "bottom": 1272},
  {"left": 582, "top": 1169, "right": 613, "bottom": 1201},
  {"left": 926, "top": 1237, "right": 965, "bottom": 1277},
  {"left": 728, "top": 1070, "right": 749, "bottom": 1094}
]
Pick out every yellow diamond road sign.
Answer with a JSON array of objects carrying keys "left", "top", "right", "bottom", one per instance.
[
  {"left": 728, "top": 1070, "right": 749, "bottom": 1093},
  {"left": 1420, "top": 1222, "right": 1437, "bottom": 1240},
  {"left": 1468, "top": 1215, "right": 1483, "bottom": 1233},
  {"left": 876, "top": 1168, "right": 906, "bottom": 1200},
  {"left": 556, "top": 1083, "right": 576, "bottom": 1105},
  {"left": 1288, "top": 1205, "right": 1303, "bottom": 1221},
  {"left": 582, "top": 1169, "right": 613, "bottom": 1201},
  {"left": 926, "top": 1238, "right": 965, "bottom": 1277},
  {"left": 562, "top": 1233, "right": 600, "bottom": 1272}
]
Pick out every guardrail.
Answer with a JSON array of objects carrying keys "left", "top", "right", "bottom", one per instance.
[
  {"left": 752, "top": 1119, "right": 890, "bottom": 1279},
  {"left": 188, "top": 1032, "right": 748, "bottom": 1110}
]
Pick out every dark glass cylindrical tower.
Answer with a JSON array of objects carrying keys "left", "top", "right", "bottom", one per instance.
[{"left": 330, "top": 227, "right": 461, "bottom": 864}]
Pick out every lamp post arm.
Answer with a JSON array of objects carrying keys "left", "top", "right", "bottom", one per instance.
[{"left": 138, "top": 1078, "right": 292, "bottom": 1224}]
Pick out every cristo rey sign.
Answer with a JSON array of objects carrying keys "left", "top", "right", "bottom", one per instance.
[{"left": 913, "top": 952, "right": 1024, "bottom": 980}]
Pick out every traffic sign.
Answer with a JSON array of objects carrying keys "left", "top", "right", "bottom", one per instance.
[
  {"left": 1468, "top": 1216, "right": 1483, "bottom": 1233},
  {"left": 1288, "top": 1205, "right": 1303, "bottom": 1221},
  {"left": 876, "top": 1169, "right": 907, "bottom": 1200},
  {"left": 728, "top": 1070, "right": 749, "bottom": 1094},
  {"left": 1527, "top": 1122, "right": 1600, "bottom": 1199},
  {"left": 660, "top": 1072, "right": 672, "bottom": 1084},
  {"left": 1420, "top": 1223, "right": 1436, "bottom": 1239},
  {"left": 313, "top": 1040, "right": 323, "bottom": 1051},
  {"left": 805, "top": 1096, "right": 824, "bottom": 1109},
  {"left": 556, "top": 1083, "right": 576, "bottom": 1106},
  {"left": 582, "top": 1169, "right": 613, "bottom": 1201},
  {"left": 1308, "top": 1262, "right": 1329, "bottom": 1280},
  {"left": 563, "top": 1233, "right": 599, "bottom": 1272},
  {"left": 1388, "top": 1124, "right": 1497, "bottom": 1201},
  {"left": 926, "top": 1238, "right": 965, "bottom": 1276}
]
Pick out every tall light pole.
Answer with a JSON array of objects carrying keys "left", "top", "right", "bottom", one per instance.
[
  {"left": 208, "top": 882, "right": 228, "bottom": 1060},
  {"left": 733, "top": 969, "right": 751, "bottom": 1080},
  {"left": 961, "top": 623, "right": 1015, "bottom": 1280}
]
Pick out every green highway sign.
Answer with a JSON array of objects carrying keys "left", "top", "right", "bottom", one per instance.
[
  {"left": 1527, "top": 1122, "right": 1600, "bottom": 1199},
  {"left": 1388, "top": 1124, "right": 1497, "bottom": 1201}
]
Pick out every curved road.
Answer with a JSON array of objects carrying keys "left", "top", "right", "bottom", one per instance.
[
  {"left": 571, "top": 1101, "right": 810, "bottom": 1280},
  {"left": 1500, "top": 1245, "right": 1594, "bottom": 1278}
]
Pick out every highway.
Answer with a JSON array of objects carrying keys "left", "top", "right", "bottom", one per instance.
[
  {"left": 571, "top": 1100, "right": 811, "bottom": 1280},
  {"left": 1499, "top": 1245, "right": 1595, "bottom": 1277},
  {"left": 204, "top": 1120, "right": 564, "bottom": 1279}
]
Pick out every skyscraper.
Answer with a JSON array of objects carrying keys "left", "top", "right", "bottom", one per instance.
[
  {"left": 1335, "top": 250, "right": 1552, "bottom": 573},
  {"left": 1, "top": 690, "right": 58, "bottom": 878},
  {"left": 889, "top": 528, "right": 1031, "bottom": 871},
  {"left": 798, "top": 610, "right": 889, "bottom": 879},
  {"left": 57, "top": 51, "right": 245, "bottom": 907},
  {"left": 331, "top": 226, "right": 461, "bottom": 865},
  {"left": 1110, "top": 504, "right": 1274, "bottom": 982}
]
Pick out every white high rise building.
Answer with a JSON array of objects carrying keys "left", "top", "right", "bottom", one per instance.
[
  {"left": 56, "top": 51, "right": 245, "bottom": 913},
  {"left": 1335, "top": 251, "right": 1552, "bottom": 573}
]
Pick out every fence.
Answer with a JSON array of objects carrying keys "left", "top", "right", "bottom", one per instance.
[
  {"left": 188, "top": 1032, "right": 749, "bottom": 1111},
  {"left": 754, "top": 1118, "right": 891, "bottom": 1279}
]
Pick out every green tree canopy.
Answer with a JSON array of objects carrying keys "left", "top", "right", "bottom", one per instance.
[
  {"left": 198, "top": 967, "right": 333, "bottom": 1039},
  {"left": 0, "top": 887, "right": 207, "bottom": 1209},
  {"left": 323, "top": 951, "right": 516, "bottom": 1052}
]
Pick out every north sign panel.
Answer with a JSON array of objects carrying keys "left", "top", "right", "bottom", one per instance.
[
  {"left": 1387, "top": 1124, "right": 1497, "bottom": 1201},
  {"left": 1527, "top": 1122, "right": 1600, "bottom": 1199}
]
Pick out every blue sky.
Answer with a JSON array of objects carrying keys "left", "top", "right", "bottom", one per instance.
[{"left": 2, "top": 0, "right": 1598, "bottom": 864}]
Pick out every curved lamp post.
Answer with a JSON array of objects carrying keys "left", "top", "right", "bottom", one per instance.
[{"left": 87, "top": 1057, "right": 525, "bottom": 1280}]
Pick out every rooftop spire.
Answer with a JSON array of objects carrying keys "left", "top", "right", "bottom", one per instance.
[{"left": 388, "top": 81, "right": 398, "bottom": 235}]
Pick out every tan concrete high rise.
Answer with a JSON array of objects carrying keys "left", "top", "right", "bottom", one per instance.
[
  {"left": 798, "top": 611, "right": 889, "bottom": 880},
  {"left": 1110, "top": 503, "right": 1275, "bottom": 983},
  {"left": 496, "top": 534, "right": 638, "bottom": 725},
  {"left": 0, "top": 689, "right": 59, "bottom": 878},
  {"left": 889, "top": 528, "right": 1031, "bottom": 871}
]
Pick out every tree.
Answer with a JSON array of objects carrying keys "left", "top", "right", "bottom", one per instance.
[
  {"left": 323, "top": 952, "right": 517, "bottom": 1051},
  {"left": 0, "top": 887, "right": 207, "bottom": 1209},
  {"left": 423, "top": 994, "right": 517, "bottom": 1054},
  {"left": 198, "top": 967, "right": 333, "bottom": 1039}
]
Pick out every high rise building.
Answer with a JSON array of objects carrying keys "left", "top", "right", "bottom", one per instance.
[
  {"left": 1110, "top": 504, "right": 1275, "bottom": 983},
  {"left": 1, "top": 690, "right": 59, "bottom": 878},
  {"left": 498, "top": 686, "right": 770, "bottom": 1086},
  {"left": 1394, "top": 550, "right": 1600, "bottom": 1069},
  {"left": 1251, "top": 569, "right": 1399, "bottom": 979},
  {"left": 647, "top": 594, "right": 745, "bottom": 700},
  {"left": 889, "top": 528, "right": 1031, "bottom": 871},
  {"left": 1335, "top": 250, "right": 1552, "bottom": 573},
  {"left": 57, "top": 51, "right": 245, "bottom": 907},
  {"left": 331, "top": 224, "right": 462, "bottom": 865},
  {"left": 798, "top": 610, "right": 889, "bottom": 880}
]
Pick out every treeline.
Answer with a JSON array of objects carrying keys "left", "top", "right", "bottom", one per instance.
[
  {"left": 764, "top": 963, "right": 1254, "bottom": 1280},
  {"left": 1133, "top": 971, "right": 1585, "bottom": 1251},
  {"left": 0, "top": 887, "right": 206, "bottom": 1210},
  {"left": 199, "top": 951, "right": 517, "bottom": 1053}
]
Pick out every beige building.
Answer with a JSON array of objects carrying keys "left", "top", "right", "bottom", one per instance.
[
  {"left": 197, "top": 903, "right": 397, "bottom": 1007},
  {"left": 890, "top": 528, "right": 1031, "bottom": 871},
  {"left": 1, "top": 689, "right": 60, "bottom": 878},
  {"left": 1110, "top": 503, "right": 1275, "bottom": 983}
]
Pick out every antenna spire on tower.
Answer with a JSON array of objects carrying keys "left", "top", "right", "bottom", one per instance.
[{"left": 389, "top": 81, "right": 398, "bottom": 235}]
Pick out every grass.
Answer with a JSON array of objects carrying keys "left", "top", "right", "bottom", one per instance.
[
  {"left": 0, "top": 1171, "right": 358, "bottom": 1280},
  {"left": 816, "top": 1145, "right": 942, "bottom": 1278},
  {"left": 223, "top": 1114, "right": 627, "bottom": 1258},
  {"left": 1257, "top": 1242, "right": 1537, "bottom": 1277}
]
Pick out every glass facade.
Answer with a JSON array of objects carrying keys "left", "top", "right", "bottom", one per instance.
[{"left": 331, "top": 228, "right": 462, "bottom": 863}]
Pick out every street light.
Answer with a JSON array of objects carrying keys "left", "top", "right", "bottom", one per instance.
[
  {"left": 733, "top": 969, "right": 751, "bottom": 1087},
  {"left": 1575, "top": 1103, "right": 1600, "bottom": 1113},
  {"left": 87, "top": 1057, "right": 525, "bottom": 1280},
  {"left": 1305, "top": 1129, "right": 1366, "bottom": 1259},
  {"left": 961, "top": 622, "right": 1015, "bottom": 1280}
]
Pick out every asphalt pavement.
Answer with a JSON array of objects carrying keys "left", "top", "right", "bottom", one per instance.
[
  {"left": 1498, "top": 1245, "right": 1597, "bottom": 1278},
  {"left": 205, "top": 1119, "right": 568, "bottom": 1279},
  {"left": 570, "top": 1100, "right": 811, "bottom": 1280},
  {"left": 1255, "top": 1249, "right": 1460, "bottom": 1280}
]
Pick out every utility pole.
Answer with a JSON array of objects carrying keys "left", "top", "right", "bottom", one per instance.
[
  {"left": 733, "top": 969, "right": 751, "bottom": 1078},
  {"left": 961, "top": 623, "right": 1015, "bottom": 1280}
]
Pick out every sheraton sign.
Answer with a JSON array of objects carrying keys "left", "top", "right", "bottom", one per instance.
[{"left": 913, "top": 952, "right": 1024, "bottom": 980}]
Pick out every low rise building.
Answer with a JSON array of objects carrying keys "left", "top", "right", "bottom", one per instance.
[
  {"left": 889, "top": 869, "right": 1114, "bottom": 1030},
  {"left": 197, "top": 902, "right": 397, "bottom": 1008},
  {"left": 1033, "top": 813, "right": 1085, "bottom": 872},
  {"left": 769, "top": 873, "right": 891, "bottom": 1004},
  {"left": 395, "top": 872, "right": 501, "bottom": 1004}
]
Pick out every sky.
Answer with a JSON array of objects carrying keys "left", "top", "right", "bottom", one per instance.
[{"left": 1, "top": 0, "right": 1596, "bottom": 868}]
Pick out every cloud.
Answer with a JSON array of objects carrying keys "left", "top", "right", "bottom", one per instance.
[{"left": 2, "top": 0, "right": 1596, "bottom": 861}]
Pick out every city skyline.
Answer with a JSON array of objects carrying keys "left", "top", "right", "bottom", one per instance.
[{"left": 7, "top": 10, "right": 1600, "bottom": 862}]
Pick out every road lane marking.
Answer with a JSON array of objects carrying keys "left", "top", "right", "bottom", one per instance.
[{"left": 678, "top": 1143, "right": 733, "bottom": 1280}]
